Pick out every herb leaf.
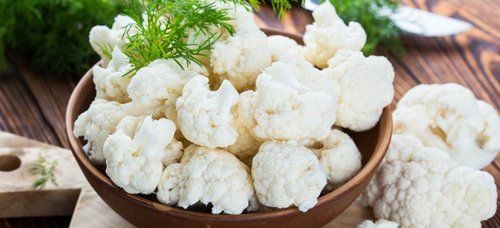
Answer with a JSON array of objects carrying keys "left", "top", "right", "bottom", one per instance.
[
  {"left": 122, "top": 0, "right": 250, "bottom": 75},
  {"left": 30, "top": 155, "right": 58, "bottom": 190}
]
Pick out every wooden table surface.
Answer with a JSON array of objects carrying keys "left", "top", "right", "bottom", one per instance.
[{"left": 0, "top": 0, "right": 498, "bottom": 227}]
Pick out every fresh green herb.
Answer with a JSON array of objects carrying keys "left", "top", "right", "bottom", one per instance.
[
  {"left": 30, "top": 155, "right": 58, "bottom": 189},
  {"left": 327, "top": 0, "right": 403, "bottom": 54},
  {"left": 0, "top": 0, "right": 122, "bottom": 76},
  {"left": 122, "top": 0, "right": 249, "bottom": 75},
  {"left": 250, "top": 0, "right": 305, "bottom": 17}
]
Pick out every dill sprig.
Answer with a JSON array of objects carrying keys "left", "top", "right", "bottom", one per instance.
[
  {"left": 122, "top": 0, "right": 249, "bottom": 75},
  {"left": 251, "top": 0, "right": 305, "bottom": 17},
  {"left": 30, "top": 155, "right": 58, "bottom": 190},
  {"left": 328, "top": 0, "right": 402, "bottom": 54}
]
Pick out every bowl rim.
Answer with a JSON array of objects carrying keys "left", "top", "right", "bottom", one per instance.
[{"left": 65, "top": 28, "right": 392, "bottom": 221}]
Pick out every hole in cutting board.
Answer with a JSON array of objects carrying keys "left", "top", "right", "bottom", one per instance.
[{"left": 0, "top": 155, "right": 22, "bottom": 171}]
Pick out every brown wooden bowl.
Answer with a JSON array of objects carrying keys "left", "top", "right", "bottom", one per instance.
[{"left": 65, "top": 28, "right": 393, "bottom": 228}]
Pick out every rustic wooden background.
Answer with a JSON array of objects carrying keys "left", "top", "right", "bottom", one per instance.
[{"left": 0, "top": 0, "right": 498, "bottom": 227}]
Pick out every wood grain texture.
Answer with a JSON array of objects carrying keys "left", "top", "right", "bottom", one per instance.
[
  {"left": 0, "top": 0, "right": 498, "bottom": 227},
  {"left": 0, "top": 132, "right": 84, "bottom": 218}
]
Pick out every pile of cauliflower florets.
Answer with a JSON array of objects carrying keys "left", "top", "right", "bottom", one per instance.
[
  {"left": 75, "top": 1, "right": 499, "bottom": 225},
  {"left": 360, "top": 83, "right": 499, "bottom": 228},
  {"left": 76, "top": 1, "right": 392, "bottom": 214}
]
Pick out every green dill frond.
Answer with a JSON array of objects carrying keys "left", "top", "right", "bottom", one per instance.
[
  {"left": 327, "top": 0, "right": 402, "bottom": 54},
  {"left": 122, "top": 0, "right": 248, "bottom": 75},
  {"left": 30, "top": 155, "right": 58, "bottom": 190}
]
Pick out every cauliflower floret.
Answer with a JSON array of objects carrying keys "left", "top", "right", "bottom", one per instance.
[
  {"left": 211, "top": 22, "right": 272, "bottom": 91},
  {"left": 103, "top": 116, "right": 176, "bottom": 194},
  {"left": 225, "top": 91, "right": 262, "bottom": 162},
  {"left": 267, "top": 35, "right": 305, "bottom": 62},
  {"left": 252, "top": 61, "right": 338, "bottom": 142},
  {"left": 360, "top": 135, "right": 497, "bottom": 228},
  {"left": 114, "top": 116, "right": 183, "bottom": 167},
  {"left": 252, "top": 141, "right": 327, "bottom": 212},
  {"left": 393, "top": 83, "right": 500, "bottom": 169},
  {"left": 73, "top": 99, "right": 127, "bottom": 164},
  {"left": 358, "top": 219, "right": 398, "bottom": 228},
  {"left": 176, "top": 76, "right": 239, "bottom": 148},
  {"left": 304, "top": 1, "right": 366, "bottom": 68},
  {"left": 308, "top": 129, "right": 361, "bottom": 186},
  {"left": 92, "top": 47, "right": 133, "bottom": 103},
  {"left": 89, "top": 15, "right": 136, "bottom": 65},
  {"left": 157, "top": 146, "right": 254, "bottom": 215},
  {"left": 126, "top": 59, "right": 206, "bottom": 119},
  {"left": 325, "top": 50, "right": 394, "bottom": 131}
]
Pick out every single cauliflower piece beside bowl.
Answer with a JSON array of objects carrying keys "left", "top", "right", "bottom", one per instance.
[
  {"left": 393, "top": 83, "right": 499, "bottom": 169},
  {"left": 361, "top": 135, "right": 497, "bottom": 228}
]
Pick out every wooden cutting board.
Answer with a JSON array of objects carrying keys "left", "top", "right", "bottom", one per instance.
[{"left": 0, "top": 131, "right": 375, "bottom": 227}]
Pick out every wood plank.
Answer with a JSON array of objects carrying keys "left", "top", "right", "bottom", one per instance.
[{"left": 0, "top": 132, "right": 84, "bottom": 218}]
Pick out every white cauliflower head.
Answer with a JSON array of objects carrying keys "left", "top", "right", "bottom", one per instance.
[
  {"left": 126, "top": 59, "right": 206, "bottom": 118},
  {"left": 156, "top": 146, "right": 254, "bottom": 215},
  {"left": 304, "top": 1, "right": 367, "bottom": 68},
  {"left": 211, "top": 21, "right": 272, "bottom": 91},
  {"left": 358, "top": 219, "right": 398, "bottom": 228},
  {"left": 103, "top": 115, "right": 176, "bottom": 194},
  {"left": 176, "top": 76, "right": 239, "bottom": 148},
  {"left": 252, "top": 141, "right": 327, "bottom": 212},
  {"left": 361, "top": 135, "right": 497, "bottom": 228},
  {"left": 92, "top": 47, "right": 133, "bottom": 103},
  {"left": 89, "top": 15, "right": 136, "bottom": 65},
  {"left": 225, "top": 91, "right": 262, "bottom": 162},
  {"left": 73, "top": 99, "right": 128, "bottom": 164},
  {"left": 393, "top": 83, "right": 500, "bottom": 169},
  {"left": 308, "top": 129, "right": 362, "bottom": 186},
  {"left": 252, "top": 61, "right": 338, "bottom": 142},
  {"left": 113, "top": 115, "right": 184, "bottom": 167},
  {"left": 325, "top": 50, "right": 394, "bottom": 131},
  {"left": 267, "top": 35, "right": 305, "bottom": 62}
]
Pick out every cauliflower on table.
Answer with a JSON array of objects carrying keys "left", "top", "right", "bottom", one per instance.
[
  {"left": 393, "top": 83, "right": 500, "bottom": 169},
  {"left": 92, "top": 47, "right": 132, "bottom": 103},
  {"left": 176, "top": 76, "right": 239, "bottom": 148},
  {"left": 73, "top": 99, "right": 128, "bottom": 164},
  {"left": 361, "top": 135, "right": 497, "bottom": 228},
  {"left": 89, "top": 15, "right": 136, "bottom": 65},
  {"left": 103, "top": 116, "right": 177, "bottom": 194},
  {"left": 157, "top": 145, "right": 254, "bottom": 215},
  {"left": 358, "top": 219, "right": 398, "bottom": 228},
  {"left": 304, "top": 1, "right": 366, "bottom": 68},
  {"left": 308, "top": 129, "right": 362, "bottom": 187},
  {"left": 252, "top": 141, "right": 327, "bottom": 212},
  {"left": 325, "top": 49, "right": 394, "bottom": 132},
  {"left": 252, "top": 61, "right": 338, "bottom": 142}
]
